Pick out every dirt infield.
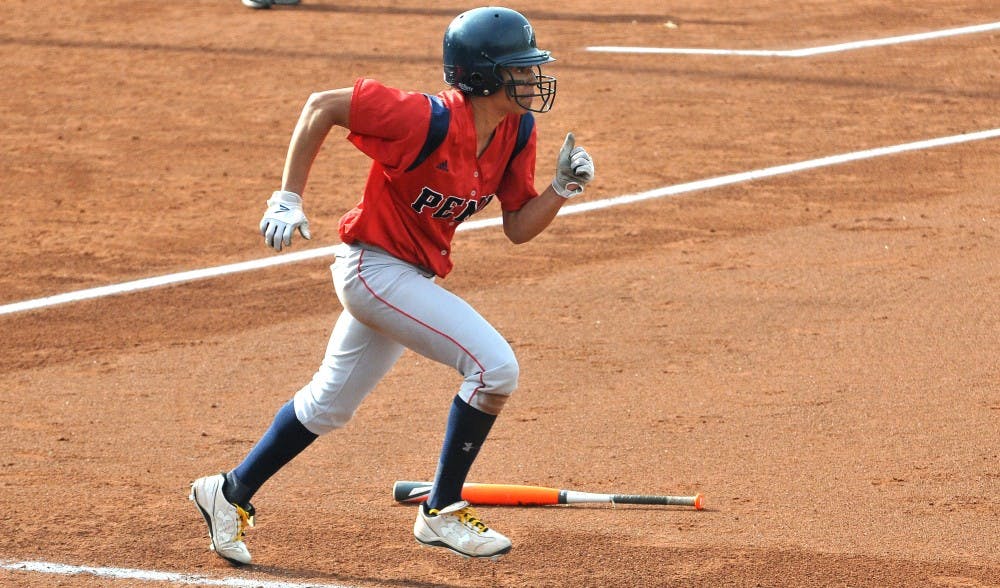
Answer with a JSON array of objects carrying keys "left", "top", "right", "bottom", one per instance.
[{"left": 2, "top": 1, "right": 998, "bottom": 586}]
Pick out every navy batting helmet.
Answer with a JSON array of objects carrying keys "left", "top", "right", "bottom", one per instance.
[{"left": 443, "top": 7, "right": 557, "bottom": 112}]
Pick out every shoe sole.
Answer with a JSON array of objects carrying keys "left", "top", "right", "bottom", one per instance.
[
  {"left": 189, "top": 485, "right": 249, "bottom": 566},
  {"left": 414, "top": 536, "right": 511, "bottom": 561}
]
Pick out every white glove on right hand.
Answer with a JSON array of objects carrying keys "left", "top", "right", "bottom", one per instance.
[
  {"left": 259, "top": 190, "right": 311, "bottom": 252},
  {"left": 551, "top": 132, "right": 595, "bottom": 198}
]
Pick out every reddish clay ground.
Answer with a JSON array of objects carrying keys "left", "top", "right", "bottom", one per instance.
[{"left": 2, "top": 1, "right": 998, "bottom": 587}]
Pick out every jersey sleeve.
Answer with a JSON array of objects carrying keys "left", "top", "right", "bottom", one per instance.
[
  {"left": 346, "top": 78, "right": 432, "bottom": 171},
  {"left": 496, "top": 122, "right": 539, "bottom": 212}
]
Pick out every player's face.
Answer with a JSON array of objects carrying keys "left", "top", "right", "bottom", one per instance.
[{"left": 500, "top": 66, "right": 556, "bottom": 113}]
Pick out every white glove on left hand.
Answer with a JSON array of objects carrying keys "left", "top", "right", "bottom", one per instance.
[
  {"left": 260, "top": 190, "right": 311, "bottom": 252},
  {"left": 551, "top": 132, "right": 595, "bottom": 198}
]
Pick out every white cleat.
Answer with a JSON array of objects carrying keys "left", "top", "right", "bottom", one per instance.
[
  {"left": 189, "top": 474, "right": 255, "bottom": 565},
  {"left": 413, "top": 501, "right": 512, "bottom": 560}
]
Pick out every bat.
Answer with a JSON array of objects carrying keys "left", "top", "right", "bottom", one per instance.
[{"left": 392, "top": 480, "right": 704, "bottom": 510}]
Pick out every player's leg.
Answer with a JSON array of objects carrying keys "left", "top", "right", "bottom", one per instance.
[
  {"left": 337, "top": 245, "right": 516, "bottom": 558},
  {"left": 191, "top": 310, "right": 403, "bottom": 563},
  {"left": 339, "top": 246, "right": 517, "bottom": 503},
  {"left": 192, "top": 273, "right": 405, "bottom": 564},
  {"left": 224, "top": 309, "right": 405, "bottom": 500}
]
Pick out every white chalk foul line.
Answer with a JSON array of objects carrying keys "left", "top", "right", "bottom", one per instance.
[
  {"left": 0, "top": 559, "right": 354, "bottom": 588},
  {"left": 2, "top": 127, "right": 999, "bottom": 317},
  {"left": 587, "top": 21, "right": 1000, "bottom": 56}
]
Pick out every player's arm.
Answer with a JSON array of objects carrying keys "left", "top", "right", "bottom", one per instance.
[
  {"left": 501, "top": 189, "right": 566, "bottom": 243},
  {"left": 280, "top": 87, "right": 353, "bottom": 195},
  {"left": 501, "top": 132, "right": 595, "bottom": 244},
  {"left": 260, "top": 87, "right": 353, "bottom": 252}
]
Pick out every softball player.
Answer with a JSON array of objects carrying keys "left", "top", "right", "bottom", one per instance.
[{"left": 190, "top": 6, "right": 594, "bottom": 563}]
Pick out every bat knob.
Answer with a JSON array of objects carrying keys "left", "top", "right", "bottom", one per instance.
[{"left": 694, "top": 494, "right": 705, "bottom": 510}]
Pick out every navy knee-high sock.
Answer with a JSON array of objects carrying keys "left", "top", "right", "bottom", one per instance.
[
  {"left": 223, "top": 400, "right": 318, "bottom": 507},
  {"left": 426, "top": 395, "right": 497, "bottom": 511}
]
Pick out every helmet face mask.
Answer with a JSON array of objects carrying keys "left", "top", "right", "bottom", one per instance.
[
  {"left": 497, "top": 65, "right": 556, "bottom": 113},
  {"left": 443, "top": 7, "right": 557, "bottom": 113}
]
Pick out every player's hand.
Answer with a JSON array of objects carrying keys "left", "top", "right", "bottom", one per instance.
[
  {"left": 259, "top": 190, "right": 311, "bottom": 252},
  {"left": 551, "top": 132, "right": 595, "bottom": 198}
]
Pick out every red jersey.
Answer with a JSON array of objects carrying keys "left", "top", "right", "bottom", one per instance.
[{"left": 339, "top": 78, "right": 539, "bottom": 277}]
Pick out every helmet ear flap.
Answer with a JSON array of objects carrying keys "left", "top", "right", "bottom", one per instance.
[{"left": 465, "top": 70, "right": 499, "bottom": 96}]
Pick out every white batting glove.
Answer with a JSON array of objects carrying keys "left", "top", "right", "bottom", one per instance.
[
  {"left": 551, "top": 132, "right": 595, "bottom": 198},
  {"left": 259, "top": 190, "right": 311, "bottom": 252}
]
